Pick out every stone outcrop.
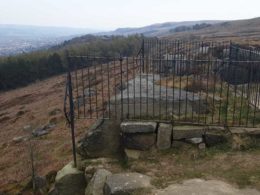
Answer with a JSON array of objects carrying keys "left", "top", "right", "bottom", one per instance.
[
  {"left": 157, "top": 123, "right": 172, "bottom": 150},
  {"left": 109, "top": 74, "right": 208, "bottom": 119},
  {"left": 121, "top": 122, "right": 157, "bottom": 151},
  {"left": 77, "top": 119, "right": 121, "bottom": 158},
  {"left": 121, "top": 122, "right": 157, "bottom": 134},
  {"left": 172, "top": 125, "right": 206, "bottom": 140},
  {"left": 103, "top": 173, "right": 152, "bottom": 195},
  {"left": 85, "top": 169, "right": 112, "bottom": 195},
  {"left": 55, "top": 162, "right": 86, "bottom": 195}
]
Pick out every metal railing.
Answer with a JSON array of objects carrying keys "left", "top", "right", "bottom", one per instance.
[{"left": 64, "top": 39, "right": 260, "bottom": 165}]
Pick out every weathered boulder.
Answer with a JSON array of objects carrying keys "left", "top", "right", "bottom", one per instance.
[
  {"left": 55, "top": 162, "right": 86, "bottom": 195},
  {"left": 85, "top": 169, "right": 112, "bottom": 195},
  {"left": 104, "top": 173, "right": 152, "bottom": 195},
  {"left": 109, "top": 74, "right": 207, "bottom": 119},
  {"left": 120, "top": 122, "right": 157, "bottom": 133},
  {"left": 173, "top": 126, "right": 206, "bottom": 140},
  {"left": 77, "top": 119, "right": 121, "bottom": 158},
  {"left": 123, "top": 133, "right": 156, "bottom": 151},
  {"left": 157, "top": 123, "right": 172, "bottom": 150},
  {"left": 121, "top": 121, "right": 157, "bottom": 151}
]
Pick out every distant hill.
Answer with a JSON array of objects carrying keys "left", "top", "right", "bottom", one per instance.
[
  {"left": 0, "top": 24, "right": 100, "bottom": 56},
  {"left": 163, "top": 17, "right": 260, "bottom": 44},
  {"left": 99, "top": 20, "right": 224, "bottom": 37},
  {"left": 0, "top": 24, "right": 99, "bottom": 38}
]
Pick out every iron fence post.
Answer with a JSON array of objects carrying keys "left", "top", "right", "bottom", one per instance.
[
  {"left": 67, "top": 57, "right": 77, "bottom": 167},
  {"left": 142, "top": 39, "right": 145, "bottom": 73}
]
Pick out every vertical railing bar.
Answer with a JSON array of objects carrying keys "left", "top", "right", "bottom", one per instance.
[
  {"left": 205, "top": 42, "right": 211, "bottom": 124},
  {"left": 120, "top": 57, "right": 124, "bottom": 120},
  {"left": 246, "top": 49, "right": 253, "bottom": 126},
  {"left": 232, "top": 48, "right": 238, "bottom": 126},
  {"left": 225, "top": 41, "right": 232, "bottom": 126},
  {"left": 81, "top": 59, "right": 86, "bottom": 117},
  {"left": 159, "top": 40, "right": 162, "bottom": 119},
  {"left": 197, "top": 41, "right": 203, "bottom": 123},
  {"left": 178, "top": 40, "right": 181, "bottom": 122},
  {"left": 133, "top": 56, "right": 136, "bottom": 118},
  {"left": 127, "top": 57, "right": 130, "bottom": 119},
  {"left": 113, "top": 58, "right": 117, "bottom": 119},
  {"left": 107, "top": 59, "right": 111, "bottom": 118},
  {"left": 166, "top": 40, "right": 169, "bottom": 120},
  {"left": 74, "top": 59, "right": 80, "bottom": 119},
  {"left": 67, "top": 62, "right": 77, "bottom": 167},
  {"left": 211, "top": 42, "right": 217, "bottom": 124},
  {"left": 94, "top": 57, "right": 98, "bottom": 118},
  {"left": 100, "top": 59, "right": 105, "bottom": 119},
  {"left": 87, "top": 60, "right": 92, "bottom": 118}
]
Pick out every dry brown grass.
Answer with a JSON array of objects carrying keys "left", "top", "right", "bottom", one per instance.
[
  {"left": 0, "top": 74, "right": 96, "bottom": 194},
  {"left": 128, "top": 145, "right": 260, "bottom": 190},
  {"left": 0, "top": 59, "right": 139, "bottom": 194}
]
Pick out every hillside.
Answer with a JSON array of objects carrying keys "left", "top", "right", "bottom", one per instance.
[
  {"left": 163, "top": 17, "right": 260, "bottom": 44},
  {"left": 99, "top": 20, "right": 223, "bottom": 37}
]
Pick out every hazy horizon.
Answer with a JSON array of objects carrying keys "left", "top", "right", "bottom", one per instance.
[{"left": 1, "top": 0, "right": 260, "bottom": 31}]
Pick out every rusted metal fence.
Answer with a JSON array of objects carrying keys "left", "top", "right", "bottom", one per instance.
[{"left": 64, "top": 39, "right": 260, "bottom": 165}]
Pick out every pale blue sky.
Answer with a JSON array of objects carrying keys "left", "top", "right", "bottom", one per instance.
[{"left": 0, "top": 0, "right": 259, "bottom": 30}]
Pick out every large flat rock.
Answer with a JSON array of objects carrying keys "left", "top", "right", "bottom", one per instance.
[
  {"left": 120, "top": 121, "right": 157, "bottom": 133},
  {"left": 108, "top": 74, "right": 208, "bottom": 118},
  {"left": 154, "top": 179, "right": 260, "bottom": 195},
  {"left": 104, "top": 173, "right": 152, "bottom": 195}
]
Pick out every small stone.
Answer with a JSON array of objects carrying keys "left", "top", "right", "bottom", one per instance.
[
  {"left": 32, "top": 128, "right": 49, "bottom": 137},
  {"left": 23, "top": 125, "right": 32, "bottom": 131},
  {"left": 124, "top": 148, "right": 141, "bottom": 160},
  {"left": 186, "top": 137, "right": 203, "bottom": 144},
  {"left": 157, "top": 123, "right": 172, "bottom": 150},
  {"left": 198, "top": 143, "right": 206, "bottom": 150},
  {"left": 49, "top": 108, "right": 62, "bottom": 116},
  {"left": 12, "top": 135, "right": 28, "bottom": 143},
  {"left": 104, "top": 173, "right": 152, "bottom": 195}
]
